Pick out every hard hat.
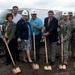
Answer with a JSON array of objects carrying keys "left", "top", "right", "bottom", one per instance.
[
  {"left": 68, "top": 12, "right": 73, "bottom": 16},
  {"left": 73, "top": 12, "right": 75, "bottom": 16},
  {"left": 22, "top": 10, "right": 28, "bottom": 15},
  {"left": 62, "top": 11, "right": 68, "bottom": 16},
  {"left": 31, "top": 10, "right": 37, "bottom": 14}
]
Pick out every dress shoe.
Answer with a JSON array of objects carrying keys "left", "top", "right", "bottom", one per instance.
[
  {"left": 0, "top": 60, "right": 4, "bottom": 64},
  {"left": 50, "top": 61, "right": 55, "bottom": 66},
  {"left": 16, "top": 59, "right": 21, "bottom": 62},
  {"left": 22, "top": 60, "right": 28, "bottom": 63},
  {"left": 5, "top": 62, "right": 10, "bottom": 65}
]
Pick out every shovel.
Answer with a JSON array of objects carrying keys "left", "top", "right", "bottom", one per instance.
[
  {"left": 59, "top": 29, "right": 66, "bottom": 70},
  {"left": 32, "top": 32, "right": 39, "bottom": 70},
  {"left": 4, "top": 40, "right": 21, "bottom": 74},
  {"left": 74, "top": 62, "right": 75, "bottom": 68},
  {"left": 44, "top": 37, "right": 52, "bottom": 70}
]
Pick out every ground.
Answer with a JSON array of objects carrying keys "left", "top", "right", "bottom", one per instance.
[{"left": 0, "top": 45, "right": 75, "bottom": 75}]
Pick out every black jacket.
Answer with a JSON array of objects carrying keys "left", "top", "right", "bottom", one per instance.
[
  {"left": 44, "top": 17, "right": 58, "bottom": 42},
  {"left": 17, "top": 19, "right": 31, "bottom": 40}
]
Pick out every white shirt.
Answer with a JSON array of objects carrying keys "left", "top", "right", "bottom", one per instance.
[{"left": 12, "top": 13, "right": 22, "bottom": 24}]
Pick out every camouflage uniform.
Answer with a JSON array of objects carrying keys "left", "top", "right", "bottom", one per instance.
[
  {"left": 0, "top": 29, "right": 3, "bottom": 39},
  {"left": 0, "top": 28, "right": 4, "bottom": 64},
  {"left": 58, "top": 20, "right": 71, "bottom": 60},
  {"left": 70, "top": 19, "right": 75, "bottom": 53}
]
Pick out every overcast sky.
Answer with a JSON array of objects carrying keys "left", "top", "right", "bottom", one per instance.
[{"left": 0, "top": 0, "right": 75, "bottom": 11}]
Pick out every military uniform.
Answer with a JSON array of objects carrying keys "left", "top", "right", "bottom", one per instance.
[
  {"left": 70, "top": 19, "right": 75, "bottom": 53},
  {"left": 58, "top": 20, "right": 71, "bottom": 60},
  {"left": 0, "top": 27, "right": 4, "bottom": 64}
]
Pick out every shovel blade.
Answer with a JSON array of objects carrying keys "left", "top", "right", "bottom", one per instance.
[
  {"left": 44, "top": 66, "right": 52, "bottom": 70},
  {"left": 32, "top": 64, "right": 39, "bottom": 70},
  {"left": 59, "top": 64, "right": 66, "bottom": 70},
  {"left": 62, "top": 65, "right": 66, "bottom": 69},
  {"left": 74, "top": 63, "right": 75, "bottom": 68},
  {"left": 12, "top": 67, "right": 21, "bottom": 74},
  {"left": 59, "top": 65, "right": 63, "bottom": 69}
]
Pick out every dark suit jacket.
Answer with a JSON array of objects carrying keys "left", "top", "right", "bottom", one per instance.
[
  {"left": 17, "top": 19, "right": 31, "bottom": 40},
  {"left": 2, "top": 21, "right": 16, "bottom": 41},
  {"left": 44, "top": 17, "right": 58, "bottom": 42}
]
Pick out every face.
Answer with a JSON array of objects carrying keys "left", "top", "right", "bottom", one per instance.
[
  {"left": 22, "top": 15, "right": 28, "bottom": 21},
  {"left": 62, "top": 15, "right": 68, "bottom": 20},
  {"left": 8, "top": 16, "right": 13, "bottom": 21},
  {"left": 31, "top": 14, "right": 37, "bottom": 19},
  {"left": 48, "top": 12, "right": 54, "bottom": 18},
  {"left": 69, "top": 15, "right": 73, "bottom": 20},
  {"left": 13, "top": 8, "right": 18, "bottom": 14}
]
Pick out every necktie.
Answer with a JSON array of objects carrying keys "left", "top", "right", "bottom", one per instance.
[{"left": 48, "top": 18, "right": 51, "bottom": 26}]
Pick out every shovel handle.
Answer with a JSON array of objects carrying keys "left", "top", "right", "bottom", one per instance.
[
  {"left": 33, "top": 32, "right": 36, "bottom": 62},
  {"left": 4, "top": 40, "right": 16, "bottom": 67},
  {"left": 44, "top": 37, "right": 48, "bottom": 64},
  {"left": 61, "top": 34, "right": 64, "bottom": 63}
]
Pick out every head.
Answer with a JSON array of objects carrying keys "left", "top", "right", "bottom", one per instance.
[
  {"left": 31, "top": 10, "right": 37, "bottom": 19},
  {"left": 62, "top": 12, "right": 68, "bottom": 21},
  {"left": 22, "top": 10, "right": 28, "bottom": 21},
  {"left": 68, "top": 12, "right": 73, "bottom": 20},
  {"left": 73, "top": 16, "right": 75, "bottom": 19},
  {"left": 12, "top": 6, "right": 18, "bottom": 15},
  {"left": 69, "top": 15, "right": 73, "bottom": 20},
  {"left": 6, "top": 13, "right": 13, "bottom": 22},
  {"left": 48, "top": 11, "right": 54, "bottom": 18}
]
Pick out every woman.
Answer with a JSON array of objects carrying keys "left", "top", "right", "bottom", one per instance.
[
  {"left": 17, "top": 10, "right": 33, "bottom": 63},
  {"left": 2, "top": 13, "right": 16, "bottom": 65}
]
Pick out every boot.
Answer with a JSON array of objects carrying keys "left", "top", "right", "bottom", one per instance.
[
  {"left": 0, "top": 60, "right": 4, "bottom": 64},
  {"left": 64, "top": 59, "right": 67, "bottom": 65}
]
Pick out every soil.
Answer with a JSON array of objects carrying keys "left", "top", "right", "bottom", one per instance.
[{"left": 0, "top": 45, "right": 75, "bottom": 75}]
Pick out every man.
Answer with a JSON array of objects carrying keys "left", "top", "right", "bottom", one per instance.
[
  {"left": 69, "top": 12, "right": 75, "bottom": 57},
  {"left": 12, "top": 6, "right": 22, "bottom": 62},
  {"left": 43, "top": 11, "right": 58, "bottom": 66},
  {"left": 58, "top": 11, "right": 71, "bottom": 65},
  {"left": 29, "top": 10, "right": 43, "bottom": 62},
  {"left": 0, "top": 26, "right": 4, "bottom": 64},
  {"left": 12, "top": 6, "right": 22, "bottom": 24}
]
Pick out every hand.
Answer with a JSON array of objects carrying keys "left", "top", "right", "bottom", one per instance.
[
  {"left": 42, "top": 26, "right": 46, "bottom": 31},
  {"left": 32, "top": 24, "right": 37, "bottom": 28},
  {"left": 7, "top": 40, "right": 9, "bottom": 44},
  {"left": 74, "top": 25, "right": 75, "bottom": 28},
  {"left": 3, "top": 38, "right": 6, "bottom": 42},
  {"left": 60, "top": 25, "right": 63, "bottom": 28},
  {"left": 18, "top": 38, "right": 21, "bottom": 42},
  {"left": 43, "top": 32, "right": 50, "bottom": 37}
]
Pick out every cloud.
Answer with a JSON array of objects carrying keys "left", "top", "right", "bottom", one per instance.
[
  {"left": 0, "top": 0, "right": 75, "bottom": 11},
  {"left": 0, "top": 0, "right": 7, "bottom": 3}
]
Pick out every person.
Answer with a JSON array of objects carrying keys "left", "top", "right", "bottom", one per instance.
[
  {"left": 12, "top": 6, "right": 22, "bottom": 61},
  {"left": 2, "top": 13, "right": 16, "bottom": 65},
  {"left": 12, "top": 6, "right": 22, "bottom": 24},
  {"left": 68, "top": 12, "right": 75, "bottom": 58},
  {"left": 58, "top": 11, "right": 71, "bottom": 65},
  {"left": 17, "top": 10, "right": 33, "bottom": 63},
  {"left": 29, "top": 10, "right": 43, "bottom": 63},
  {"left": 0, "top": 26, "right": 5, "bottom": 64},
  {"left": 43, "top": 11, "right": 58, "bottom": 66}
]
